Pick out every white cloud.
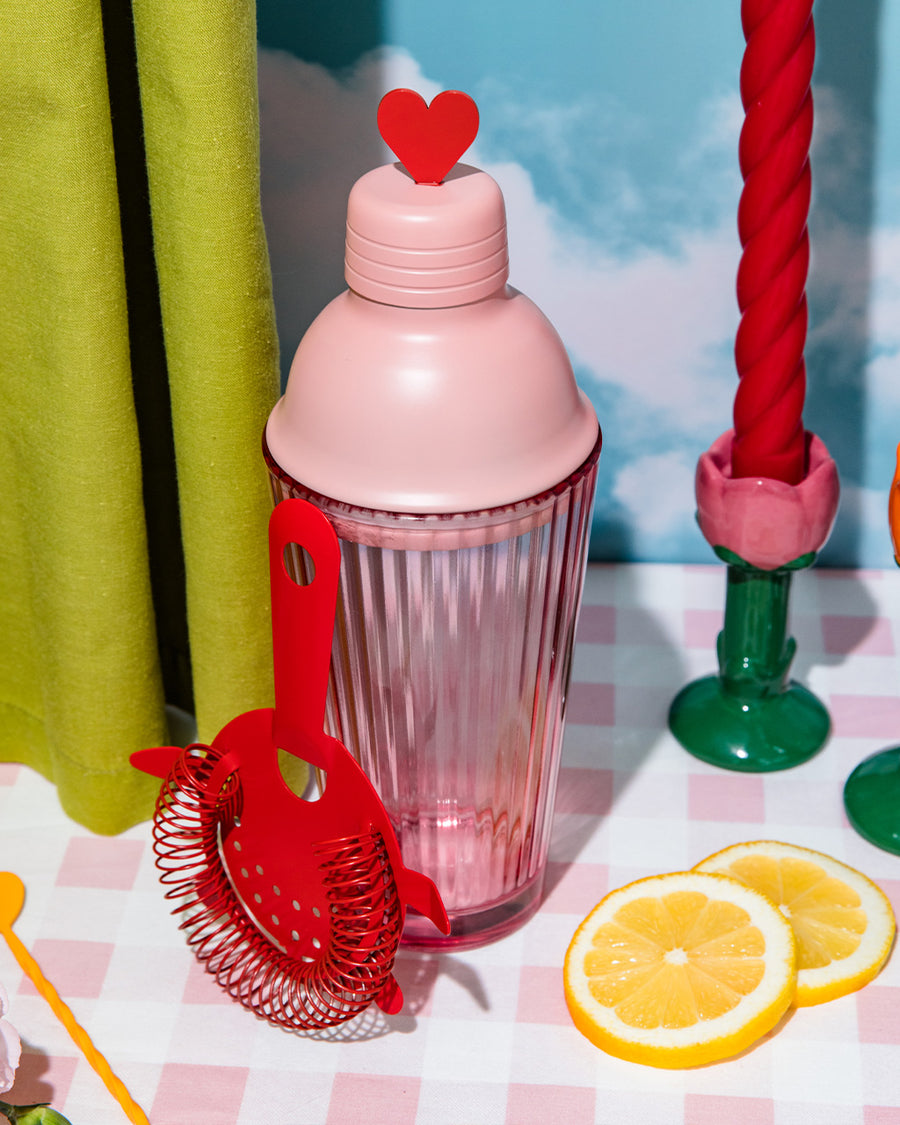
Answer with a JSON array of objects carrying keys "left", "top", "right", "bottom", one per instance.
[
  {"left": 486, "top": 157, "right": 739, "bottom": 430},
  {"left": 258, "top": 47, "right": 444, "bottom": 360},
  {"left": 611, "top": 451, "right": 698, "bottom": 541},
  {"left": 867, "top": 227, "right": 900, "bottom": 406},
  {"left": 866, "top": 349, "right": 900, "bottom": 410},
  {"left": 826, "top": 483, "right": 896, "bottom": 569}
]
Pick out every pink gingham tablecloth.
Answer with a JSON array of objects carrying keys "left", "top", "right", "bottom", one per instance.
[{"left": 0, "top": 562, "right": 898, "bottom": 1125}]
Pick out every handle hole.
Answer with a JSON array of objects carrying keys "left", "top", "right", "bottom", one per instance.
[
  {"left": 277, "top": 748, "right": 325, "bottom": 803},
  {"left": 283, "top": 542, "right": 316, "bottom": 586}
]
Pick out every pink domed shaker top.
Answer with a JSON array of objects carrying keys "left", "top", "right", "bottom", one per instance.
[{"left": 264, "top": 90, "right": 601, "bottom": 948}]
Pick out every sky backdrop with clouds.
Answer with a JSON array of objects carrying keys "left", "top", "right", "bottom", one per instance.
[{"left": 255, "top": 0, "right": 899, "bottom": 567}]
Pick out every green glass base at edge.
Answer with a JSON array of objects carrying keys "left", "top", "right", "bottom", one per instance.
[
  {"left": 843, "top": 747, "right": 900, "bottom": 855},
  {"left": 668, "top": 674, "right": 831, "bottom": 772}
]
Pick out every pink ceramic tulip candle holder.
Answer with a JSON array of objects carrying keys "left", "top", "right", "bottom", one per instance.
[
  {"left": 668, "top": 429, "right": 839, "bottom": 771},
  {"left": 668, "top": 1, "right": 841, "bottom": 771}
]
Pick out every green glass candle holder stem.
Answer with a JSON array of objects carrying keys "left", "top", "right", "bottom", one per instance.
[
  {"left": 718, "top": 557, "right": 794, "bottom": 700},
  {"left": 669, "top": 548, "right": 830, "bottom": 771}
]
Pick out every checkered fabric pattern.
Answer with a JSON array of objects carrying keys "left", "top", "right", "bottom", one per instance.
[{"left": 0, "top": 563, "right": 898, "bottom": 1125}]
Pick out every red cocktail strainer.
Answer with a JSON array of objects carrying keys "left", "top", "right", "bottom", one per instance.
[{"left": 132, "top": 498, "right": 449, "bottom": 1029}]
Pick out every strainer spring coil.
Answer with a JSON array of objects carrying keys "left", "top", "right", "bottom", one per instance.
[{"left": 150, "top": 744, "right": 404, "bottom": 1030}]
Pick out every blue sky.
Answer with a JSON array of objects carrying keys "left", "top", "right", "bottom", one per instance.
[{"left": 256, "top": 1, "right": 900, "bottom": 567}]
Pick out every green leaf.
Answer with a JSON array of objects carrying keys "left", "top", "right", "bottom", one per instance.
[
  {"left": 16, "top": 1108, "right": 73, "bottom": 1125},
  {"left": 0, "top": 1104, "right": 72, "bottom": 1125},
  {"left": 711, "top": 544, "right": 817, "bottom": 573}
]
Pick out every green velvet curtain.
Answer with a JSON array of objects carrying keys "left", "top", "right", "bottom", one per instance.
[{"left": 0, "top": 1, "right": 281, "bottom": 833}]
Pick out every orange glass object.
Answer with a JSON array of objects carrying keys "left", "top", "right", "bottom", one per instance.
[{"left": 890, "top": 443, "right": 900, "bottom": 564}]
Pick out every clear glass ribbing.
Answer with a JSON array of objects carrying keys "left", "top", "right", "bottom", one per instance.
[{"left": 268, "top": 442, "right": 599, "bottom": 947}]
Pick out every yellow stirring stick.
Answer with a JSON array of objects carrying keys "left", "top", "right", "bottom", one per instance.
[{"left": 0, "top": 872, "right": 150, "bottom": 1125}]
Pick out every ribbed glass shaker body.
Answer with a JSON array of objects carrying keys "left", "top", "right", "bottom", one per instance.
[
  {"left": 266, "top": 434, "right": 601, "bottom": 947},
  {"left": 265, "top": 159, "right": 601, "bottom": 947}
]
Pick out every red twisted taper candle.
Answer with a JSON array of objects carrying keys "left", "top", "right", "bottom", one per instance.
[{"left": 732, "top": 0, "right": 814, "bottom": 485}]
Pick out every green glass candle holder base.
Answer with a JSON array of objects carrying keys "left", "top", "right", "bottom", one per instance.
[
  {"left": 669, "top": 674, "right": 830, "bottom": 772},
  {"left": 843, "top": 747, "right": 900, "bottom": 855},
  {"left": 669, "top": 547, "right": 831, "bottom": 772}
]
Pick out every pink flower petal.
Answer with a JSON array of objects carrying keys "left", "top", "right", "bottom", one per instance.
[
  {"left": 695, "top": 430, "right": 839, "bottom": 570},
  {"left": 0, "top": 983, "right": 20, "bottom": 1093}
]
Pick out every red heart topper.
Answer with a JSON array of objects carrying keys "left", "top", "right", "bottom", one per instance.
[{"left": 377, "top": 89, "right": 479, "bottom": 185}]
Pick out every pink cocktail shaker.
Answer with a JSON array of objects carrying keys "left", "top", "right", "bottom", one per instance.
[{"left": 264, "top": 91, "right": 601, "bottom": 948}]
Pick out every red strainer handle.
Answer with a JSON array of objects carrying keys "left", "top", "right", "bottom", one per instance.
[
  {"left": 268, "top": 498, "right": 342, "bottom": 769},
  {"left": 269, "top": 498, "right": 451, "bottom": 948}
]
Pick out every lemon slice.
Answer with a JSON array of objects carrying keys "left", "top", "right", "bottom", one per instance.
[
  {"left": 695, "top": 841, "right": 895, "bottom": 1006},
  {"left": 563, "top": 871, "right": 796, "bottom": 1068}
]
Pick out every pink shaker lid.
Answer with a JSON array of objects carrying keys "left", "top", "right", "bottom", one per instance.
[
  {"left": 345, "top": 162, "right": 509, "bottom": 309},
  {"left": 265, "top": 90, "right": 599, "bottom": 514}
]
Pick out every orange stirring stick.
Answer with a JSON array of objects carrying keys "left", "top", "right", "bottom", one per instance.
[{"left": 0, "top": 872, "right": 149, "bottom": 1125}]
